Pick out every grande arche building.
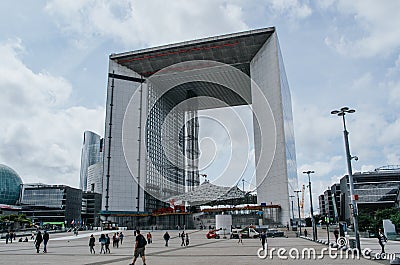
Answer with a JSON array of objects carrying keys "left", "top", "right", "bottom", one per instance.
[{"left": 101, "top": 27, "right": 299, "bottom": 227}]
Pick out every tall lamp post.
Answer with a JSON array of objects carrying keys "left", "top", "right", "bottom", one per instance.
[
  {"left": 331, "top": 106, "right": 361, "bottom": 251},
  {"left": 303, "top": 170, "right": 317, "bottom": 241},
  {"left": 289, "top": 195, "right": 295, "bottom": 228},
  {"left": 294, "top": 190, "right": 302, "bottom": 236}
]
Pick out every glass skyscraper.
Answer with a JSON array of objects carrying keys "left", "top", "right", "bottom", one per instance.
[{"left": 79, "top": 131, "right": 103, "bottom": 191}]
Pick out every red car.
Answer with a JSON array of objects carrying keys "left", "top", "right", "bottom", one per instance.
[{"left": 206, "top": 230, "right": 220, "bottom": 239}]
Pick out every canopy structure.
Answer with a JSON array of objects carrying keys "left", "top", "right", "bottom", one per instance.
[{"left": 167, "top": 181, "right": 246, "bottom": 206}]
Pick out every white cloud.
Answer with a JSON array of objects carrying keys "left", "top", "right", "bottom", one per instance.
[
  {"left": 323, "top": 0, "right": 400, "bottom": 57},
  {"left": 268, "top": 0, "right": 312, "bottom": 20},
  {"left": 0, "top": 39, "right": 104, "bottom": 187},
  {"left": 298, "top": 156, "right": 343, "bottom": 177},
  {"left": 45, "top": 0, "right": 248, "bottom": 48}
]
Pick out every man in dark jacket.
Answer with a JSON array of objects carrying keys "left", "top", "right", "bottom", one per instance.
[
  {"left": 260, "top": 231, "right": 267, "bottom": 250},
  {"left": 163, "top": 231, "right": 170, "bottom": 247},
  {"left": 34, "top": 231, "right": 43, "bottom": 253},
  {"left": 89, "top": 234, "right": 96, "bottom": 254},
  {"left": 43, "top": 231, "right": 50, "bottom": 253}
]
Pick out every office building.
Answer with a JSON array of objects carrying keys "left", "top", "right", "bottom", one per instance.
[
  {"left": 82, "top": 191, "right": 102, "bottom": 227},
  {"left": 79, "top": 131, "right": 103, "bottom": 191},
  {"left": 87, "top": 163, "right": 103, "bottom": 194},
  {"left": 20, "top": 184, "right": 82, "bottom": 226},
  {"left": 340, "top": 166, "right": 400, "bottom": 222},
  {"left": 319, "top": 194, "right": 326, "bottom": 216}
]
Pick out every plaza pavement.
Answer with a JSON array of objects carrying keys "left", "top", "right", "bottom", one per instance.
[{"left": 0, "top": 229, "right": 392, "bottom": 265}]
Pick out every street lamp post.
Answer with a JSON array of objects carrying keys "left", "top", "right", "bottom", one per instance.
[
  {"left": 294, "top": 190, "right": 302, "bottom": 236},
  {"left": 331, "top": 106, "right": 361, "bottom": 251},
  {"left": 289, "top": 195, "right": 295, "bottom": 228},
  {"left": 303, "top": 170, "right": 317, "bottom": 241}
]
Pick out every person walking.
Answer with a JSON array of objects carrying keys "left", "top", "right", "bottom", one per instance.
[
  {"left": 89, "top": 234, "right": 96, "bottom": 254},
  {"left": 180, "top": 231, "right": 186, "bottom": 246},
  {"left": 378, "top": 228, "right": 387, "bottom": 254},
  {"left": 99, "top": 234, "right": 106, "bottom": 254},
  {"left": 113, "top": 233, "right": 117, "bottom": 248},
  {"left": 304, "top": 229, "right": 308, "bottom": 237},
  {"left": 119, "top": 232, "right": 124, "bottom": 245},
  {"left": 260, "top": 231, "right": 267, "bottom": 250},
  {"left": 105, "top": 234, "right": 111, "bottom": 253},
  {"left": 9, "top": 232, "right": 13, "bottom": 243},
  {"left": 146, "top": 232, "right": 152, "bottom": 244},
  {"left": 34, "top": 231, "right": 43, "bottom": 253},
  {"left": 185, "top": 233, "right": 189, "bottom": 246},
  {"left": 163, "top": 231, "right": 170, "bottom": 247},
  {"left": 333, "top": 229, "right": 339, "bottom": 243},
  {"left": 238, "top": 232, "right": 243, "bottom": 244},
  {"left": 43, "top": 231, "right": 50, "bottom": 253},
  {"left": 129, "top": 230, "right": 147, "bottom": 265},
  {"left": 5, "top": 232, "right": 9, "bottom": 244},
  {"left": 116, "top": 232, "right": 120, "bottom": 248}
]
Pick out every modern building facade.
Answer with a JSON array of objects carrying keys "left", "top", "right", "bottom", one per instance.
[
  {"left": 87, "top": 163, "right": 103, "bottom": 194},
  {"left": 20, "top": 184, "right": 82, "bottom": 225},
  {"left": 79, "top": 131, "right": 103, "bottom": 191},
  {"left": 339, "top": 166, "right": 400, "bottom": 222},
  {"left": 330, "top": 183, "right": 341, "bottom": 222},
  {"left": 81, "top": 191, "right": 102, "bottom": 227},
  {"left": 319, "top": 183, "right": 343, "bottom": 222},
  {"left": 102, "top": 27, "right": 298, "bottom": 225},
  {"left": 319, "top": 194, "right": 326, "bottom": 216}
]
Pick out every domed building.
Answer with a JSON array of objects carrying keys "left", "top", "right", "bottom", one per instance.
[{"left": 0, "top": 164, "right": 23, "bottom": 205}]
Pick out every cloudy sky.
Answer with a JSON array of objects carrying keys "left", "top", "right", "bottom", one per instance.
[{"left": 1, "top": 1, "right": 399, "bottom": 214}]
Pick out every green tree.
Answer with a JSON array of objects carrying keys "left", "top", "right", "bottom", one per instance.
[
  {"left": 357, "top": 211, "right": 374, "bottom": 232},
  {"left": 389, "top": 211, "right": 400, "bottom": 231}
]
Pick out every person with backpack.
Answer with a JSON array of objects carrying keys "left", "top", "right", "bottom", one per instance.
[
  {"left": 99, "top": 234, "right": 106, "bottom": 254},
  {"left": 163, "top": 231, "right": 170, "bottom": 247},
  {"left": 129, "top": 230, "right": 147, "bottom": 265},
  {"left": 105, "top": 234, "right": 111, "bottom": 253}
]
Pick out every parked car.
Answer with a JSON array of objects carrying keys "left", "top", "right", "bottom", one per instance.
[
  {"left": 266, "top": 229, "right": 284, "bottom": 237},
  {"left": 206, "top": 230, "right": 220, "bottom": 239}
]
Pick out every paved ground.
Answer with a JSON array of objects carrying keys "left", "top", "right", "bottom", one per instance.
[{"left": 0, "top": 229, "right": 394, "bottom": 265}]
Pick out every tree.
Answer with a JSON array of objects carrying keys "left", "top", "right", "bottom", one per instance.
[{"left": 357, "top": 211, "right": 374, "bottom": 232}]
